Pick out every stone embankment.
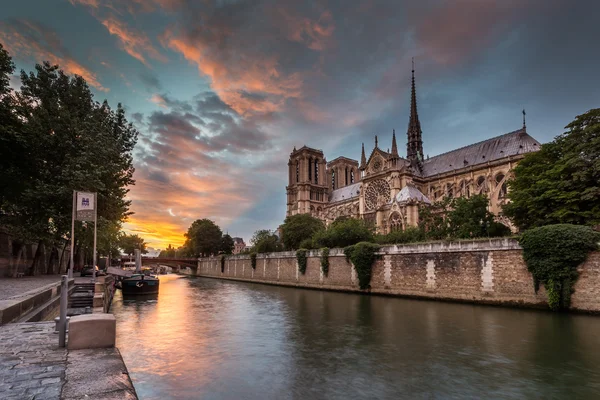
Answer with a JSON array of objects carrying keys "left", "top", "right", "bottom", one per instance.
[
  {"left": 183, "top": 238, "right": 600, "bottom": 313},
  {"left": 0, "top": 275, "right": 138, "bottom": 399}
]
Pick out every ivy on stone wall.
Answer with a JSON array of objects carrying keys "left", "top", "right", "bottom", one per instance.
[
  {"left": 220, "top": 255, "right": 225, "bottom": 273},
  {"left": 250, "top": 252, "right": 257, "bottom": 270},
  {"left": 320, "top": 247, "right": 330, "bottom": 277},
  {"left": 343, "top": 242, "right": 380, "bottom": 290},
  {"left": 296, "top": 249, "right": 307, "bottom": 275},
  {"left": 519, "top": 224, "right": 600, "bottom": 311}
]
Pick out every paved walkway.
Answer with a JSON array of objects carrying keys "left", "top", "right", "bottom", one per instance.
[
  {"left": 0, "top": 322, "right": 66, "bottom": 399},
  {"left": 0, "top": 276, "right": 63, "bottom": 301},
  {"left": 0, "top": 321, "right": 138, "bottom": 399}
]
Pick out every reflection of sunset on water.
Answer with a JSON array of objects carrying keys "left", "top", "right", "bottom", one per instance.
[{"left": 111, "top": 276, "right": 600, "bottom": 400}]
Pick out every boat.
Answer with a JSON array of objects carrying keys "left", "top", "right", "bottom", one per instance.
[
  {"left": 121, "top": 273, "right": 159, "bottom": 295},
  {"left": 120, "top": 249, "right": 160, "bottom": 296}
]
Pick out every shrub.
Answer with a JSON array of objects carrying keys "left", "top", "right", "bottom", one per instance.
[
  {"left": 220, "top": 255, "right": 225, "bottom": 273},
  {"left": 320, "top": 247, "right": 329, "bottom": 276},
  {"left": 519, "top": 224, "right": 600, "bottom": 311},
  {"left": 250, "top": 252, "right": 257, "bottom": 269},
  {"left": 296, "top": 249, "right": 308, "bottom": 274},
  {"left": 344, "top": 242, "right": 380, "bottom": 290},
  {"left": 281, "top": 214, "right": 325, "bottom": 250},
  {"left": 313, "top": 217, "right": 374, "bottom": 248},
  {"left": 299, "top": 238, "right": 315, "bottom": 250}
]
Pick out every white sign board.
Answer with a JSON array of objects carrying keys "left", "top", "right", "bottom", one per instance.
[{"left": 76, "top": 192, "right": 96, "bottom": 221}]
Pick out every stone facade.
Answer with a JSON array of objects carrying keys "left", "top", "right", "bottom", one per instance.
[
  {"left": 285, "top": 68, "right": 541, "bottom": 232},
  {"left": 184, "top": 239, "right": 600, "bottom": 313}
]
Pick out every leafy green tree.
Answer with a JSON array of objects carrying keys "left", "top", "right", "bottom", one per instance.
[
  {"left": 185, "top": 219, "right": 223, "bottom": 257},
  {"left": 418, "top": 198, "right": 452, "bottom": 240},
  {"left": 159, "top": 244, "right": 177, "bottom": 258},
  {"left": 313, "top": 217, "right": 374, "bottom": 248},
  {"left": 119, "top": 233, "right": 148, "bottom": 256},
  {"left": 250, "top": 229, "right": 282, "bottom": 253},
  {"left": 0, "top": 48, "right": 138, "bottom": 275},
  {"left": 504, "top": 109, "right": 600, "bottom": 230},
  {"left": 280, "top": 214, "right": 324, "bottom": 250},
  {"left": 220, "top": 234, "right": 235, "bottom": 254},
  {"left": 376, "top": 226, "right": 426, "bottom": 245}
]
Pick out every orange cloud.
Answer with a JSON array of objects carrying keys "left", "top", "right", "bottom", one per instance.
[
  {"left": 0, "top": 20, "right": 108, "bottom": 92},
  {"left": 164, "top": 32, "right": 303, "bottom": 115},
  {"left": 101, "top": 17, "right": 167, "bottom": 65},
  {"left": 279, "top": 9, "right": 335, "bottom": 51}
]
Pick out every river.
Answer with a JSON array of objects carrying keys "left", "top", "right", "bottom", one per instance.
[{"left": 111, "top": 274, "right": 600, "bottom": 399}]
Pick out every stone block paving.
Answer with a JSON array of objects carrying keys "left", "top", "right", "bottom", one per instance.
[
  {"left": 0, "top": 322, "right": 66, "bottom": 400},
  {"left": 0, "top": 276, "right": 63, "bottom": 301}
]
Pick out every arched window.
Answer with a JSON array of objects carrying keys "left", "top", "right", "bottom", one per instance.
[
  {"left": 314, "top": 159, "right": 319, "bottom": 184},
  {"left": 345, "top": 167, "right": 348, "bottom": 186},
  {"left": 496, "top": 173, "right": 507, "bottom": 198},
  {"left": 350, "top": 169, "right": 355, "bottom": 184},
  {"left": 389, "top": 212, "right": 402, "bottom": 232},
  {"left": 296, "top": 160, "right": 299, "bottom": 182},
  {"left": 477, "top": 176, "right": 486, "bottom": 193},
  {"left": 308, "top": 157, "right": 312, "bottom": 181},
  {"left": 446, "top": 183, "right": 454, "bottom": 198}
]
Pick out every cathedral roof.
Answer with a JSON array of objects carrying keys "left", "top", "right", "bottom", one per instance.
[
  {"left": 421, "top": 128, "right": 540, "bottom": 177},
  {"left": 329, "top": 182, "right": 361, "bottom": 203},
  {"left": 395, "top": 185, "right": 431, "bottom": 204}
]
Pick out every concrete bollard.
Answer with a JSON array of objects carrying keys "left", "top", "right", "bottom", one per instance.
[{"left": 67, "top": 314, "right": 116, "bottom": 350}]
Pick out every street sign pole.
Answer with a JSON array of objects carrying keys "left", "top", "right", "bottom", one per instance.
[
  {"left": 69, "top": 191, "right": 75, "bottom": 279},
  {"left": 92, "top": 193, "right": 97, "bottom": 282}
]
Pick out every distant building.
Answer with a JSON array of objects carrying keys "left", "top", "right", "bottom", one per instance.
[
  {"left": 285, "top": 66, "right": 541, "bottom": 233},
  {"left": 232, "top": 237, "right": 247, "bottom": 254}
]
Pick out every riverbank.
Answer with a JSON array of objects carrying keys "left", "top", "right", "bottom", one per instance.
[
  {"left": 183, "top": 238, "right": 600, "bottom": 313},
  {"left": 0, "top": 321, "right": 137, "bottom": 399}
]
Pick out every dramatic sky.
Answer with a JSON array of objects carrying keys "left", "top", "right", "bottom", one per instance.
[{"left": 2, "top": 0, "right": 599, "bottom": 249}]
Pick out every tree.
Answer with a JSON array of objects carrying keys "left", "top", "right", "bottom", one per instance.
[
  {"left": 220, "top": 234, "right": 234, "bottom": 255},
  {"left": 504, "top": 109, "right": 600, "bottom": 230},
  {"left": 0, "top": 47, "right": 138, "bottom": 275},
  {"left": 313, "top": 217, "right": 374, "bottom": 248},
  {"left": 184, "top": 219, "right": 222, "bottom": 257},
  {"left": 419, "top": 195, "right": 510, "bottom": 240},
  {"left": 250, "top": 229, "right": 282, "bottom": 253},
  {"left": 280, "top": 214, "right": 325, "bottom": 250},
  {"left": 119, "top": 233, "right": 147, "bottom": 256},
  {"left": 159, "top": 244, "right": 177, "bottom": 258}
]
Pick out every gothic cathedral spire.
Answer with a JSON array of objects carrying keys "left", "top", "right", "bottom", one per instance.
[
  {"left": 391, "top": 129, "right": 398, "bottom": 157},
  {"left": 359, "top": 143, "right": 367, "bottom": 170},
  {"left": 407, "top": 58, "right": 424, "bottom": 163}
]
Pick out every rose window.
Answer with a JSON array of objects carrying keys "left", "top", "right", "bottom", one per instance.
[{"left": 364, "top": 179, "right": 391, "bottom": 210}]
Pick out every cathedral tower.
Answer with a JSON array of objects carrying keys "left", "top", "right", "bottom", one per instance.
[
  {"left": 406, "top": 60, "right": 424, "bottom": 164},
  {"left": 286, "top": 146, "right": 328, "bottom": 217}
]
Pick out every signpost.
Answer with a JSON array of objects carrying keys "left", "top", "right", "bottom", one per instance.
[{"left": 69, "top": 191, "right": 98, "bottom": 281}]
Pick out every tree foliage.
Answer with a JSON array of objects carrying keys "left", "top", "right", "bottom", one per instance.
[
  {"left": 419, "top": 195, "right": 511, "bottom": 240},
  {"left": 280, "top": 214, "right": 324, "bottom": 250},
  {"left": 220, "top": 234, "right": 234, "bottom": 255},
  {"left": 250, "top": 229, "right": 282, "bottom": 253},
  {"left": 504, "top": 109, "right": 600, "bottom": 230},
  {"left": 312, "top": 217, "right": 374, "bottom": 248},
  {"left": 184, "top": 219, "right": 223, "bottom": 257},
  {"left": 519, "top": 224, "right": 600, "bottom": 310},
  {"left": 119, "top": 233, "right": 147, "bottom": 256},
  {"left": 320, "top": 247, "right": 329, "bottom": 277},
  {"left": 376, "top": 226, "right": 426, "bottom": 245},
  {"left": 0, "top": 47, "right": 138, "bottom": 275}
]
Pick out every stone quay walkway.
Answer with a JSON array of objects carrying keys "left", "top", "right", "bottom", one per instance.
[
  {"left": 0, "top": 321, "right": 137, "bottom": 399},
  {"left": 0, "top": 275, "right": 64, "bottom": 301}
]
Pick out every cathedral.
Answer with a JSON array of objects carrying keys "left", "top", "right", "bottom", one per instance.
[{"left": 286, "top": 67, "right": 541, "bottom": 233}]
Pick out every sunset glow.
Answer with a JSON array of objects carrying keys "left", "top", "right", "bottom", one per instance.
[{"left": 3, "top": 0, "right": 599, "bottom": 249}]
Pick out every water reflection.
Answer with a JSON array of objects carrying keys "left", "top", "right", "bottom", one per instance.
[{"left": 112, "top": 275, "right": 600, "bottom": 400}]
